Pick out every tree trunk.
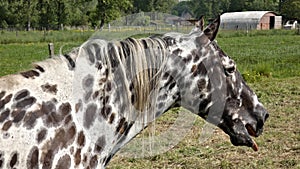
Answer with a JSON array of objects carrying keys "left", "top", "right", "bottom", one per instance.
[{"left": 26, "top": 0, "right": 31, "bottom": 31}]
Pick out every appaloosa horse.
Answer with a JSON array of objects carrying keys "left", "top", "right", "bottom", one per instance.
[{"left": 0, "top": 16, "right": 268, "bottom": 169}]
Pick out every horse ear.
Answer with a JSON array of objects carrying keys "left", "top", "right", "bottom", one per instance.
[
  {"left": 203, "top": 15, "right": 220, "bottom": 41},
  {"left": 187, "top": 15, "right": 204, "bottom": 31},
  {"left": 195, "top": 15, "right": 204, "bottom": 31}
]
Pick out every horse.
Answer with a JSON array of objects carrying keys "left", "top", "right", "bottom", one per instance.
[{"left": 0, "top": 16, "right": 268, "bottom": 169}]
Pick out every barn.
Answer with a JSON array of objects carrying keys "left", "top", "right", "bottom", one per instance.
[{"left": 220, "top": 11, "right": 282, "bottom": 30}]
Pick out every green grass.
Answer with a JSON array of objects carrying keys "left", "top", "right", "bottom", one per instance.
[
  {"left": 0, "top": 29, "right": 299, "bottom": 168},
  {"left": 108, "top": 77, "right": 300, "bottom": 169},
  {"left": 218, "top": 33, "right": 300, "bottom": 79},
  {"left": 0, "top": 42, "right": 81, "bottom": 76}
]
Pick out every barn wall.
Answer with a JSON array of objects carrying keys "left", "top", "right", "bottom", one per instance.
[
  {"left": 258, "top": 13, "right": 275, "bottom": 30},
  {"left": 221, "top": 21, "right": 258, "bottom": 30},
  {"left": 221, "top": 11, "right": 282, "bottom": 30},
  {"left": 275, "top": 16, "right": 282, "bottom": 29}
]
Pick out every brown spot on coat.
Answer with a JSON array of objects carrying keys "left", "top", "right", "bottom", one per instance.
[
  {"left": 70, "top": 146, "right": 74, "bottom": 155},
  {"left": 37, "top": 128, "right": 47, "bottom": 143},
  {"left": 23, "top": 111, "right": 38, "bottom": 129},
  {"left": 41, "top": 101, "right": 56, "bottom": 115},
  {"left": 0, "top": 109, "right": 10, "bottom": 122},
  {"left": 84, "top": 104, "right": 97, "bottom": 129},
  {"left": 106, "top": 81, "right": 112, "bottom": 92},
  {"left": 193, "top": 54, "right": 200, "bottom": 63},
  {"left": 74, "top": 148, "right": 81, "bottom": 165},
  {"left": 47, "top": 123, "right": 76, "bottom": 150},
  {"left": 16, "top": 97, "right": 36, "bottom": 109},
  {"left": 2, "top": 120, "right": 12, "bottom": 131},
  {"left": 0, "top": 91, "right": 5, "bottom": 100},
  {"left": 115, "top": 117, "right": 126, "bottom": 134},
  {"left": 15, "top": 89, "right": 30, "bottom": 101},
  {"left": 35, "top": 65, "right": 45, "bottom": 72},
  {"left": 41, "top": 83, "right": 58, "bottom": 94},
  {"left": 9, "top": 152, "right": 18, "bottom": 168},
  {"left": 75, "top": 100, "right": 82, "bottom": 113},
  {"left": 12, "top": 110, "right": 26, "bottom": 123},
  {"left": 27, "top": 146, "right": 39, "bottom": 169},
  {"left": 183, "top": 54, "right": 192, "bottom": 63},
  {"left": 108, "top": 113, "right": 115, "bottom": 124},
  {"left": 64, "top": 114, "right": 72, "bottom": 125},
  {"left": 172, "top": 48, "right": 182, "bottom": 55},
  {"left": 197, "top": 78, "right": 207, "bottom": 91},
  {"left": 92, "top": 91, "right": 99, "bottom": 99},
  {"left": 119, "top": 121, "right": 128, "bottom": 135},
  {"left": 82, "top": 75, "right": 94, "bottom": 90},
  {"left": 66, "top": 125, "right": 76, "bottom": 146},
  {"left": 55, "top": 154, "right": 71, "bottom": 169},
  {"left": 84, "top": 91, "right": 93, "bottom": 103},
  {"left": 58, "top": 102, "right": 71, "bottom": 116},
  {"left": 89, "top": 155, "right": 98, "bottom": 169},
  {"left": 0, "top": 94, "right": 12, "bottom": 110},
  {"left": 191, "top": 64, "right": 197, "bottom": 74},
  {"left": 0, "top": 152, "right": 3, "bottom": 168},
  {"left": 192, "top": 62, "right": 207, "bottom": 77},
  {"left": 77, "top": 131, "right": 85, "bottom": 147},
  {"left": 44, "top": 102, "right": 71, "bottom": 127},
  {"left": 20, "top": 70, "right": 40, "bottom": 79},
  {"left": 42, "top": 150, "right": 53, "bottom": 169},
  {"left": 94, "top": 136, "right": 106, "bottom": 153}
]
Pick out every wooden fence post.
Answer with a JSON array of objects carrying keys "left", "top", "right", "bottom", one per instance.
[{"left": 48, "top": 43, "right": 54, "bottom": 58}]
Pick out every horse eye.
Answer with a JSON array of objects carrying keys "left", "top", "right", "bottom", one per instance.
[
  {"left": 226, "top": 66, "right": 235, "bottom": 74},
  {"left": 224, "top": 66, "right": 236, "bottom": 76}
]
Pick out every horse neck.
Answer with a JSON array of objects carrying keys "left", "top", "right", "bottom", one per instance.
[{"left": 102, "top": 37, "right": 182, "bottom": 158}]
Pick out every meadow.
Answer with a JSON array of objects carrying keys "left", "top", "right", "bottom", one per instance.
[{"left": 0, "top": 29, "right": 299, "bottom": 168}]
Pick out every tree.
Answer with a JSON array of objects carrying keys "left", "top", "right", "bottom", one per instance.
[
  {"left": 36, "top": 0, "right": 56, "bottom": 30},
  {"left": 95, "top": 0, "right": 132, "bottom": 29},
  {"left": 68, "top": 0, "right": 93, "bottom": 27},
  {"left": 132, "top": 0, "right": 176, "bottom": 13},
  {"left": 0, "top": 1, "right": 9, "bottom": 28},
  {"left": 153, "top": 0, "right": 177, "bottom": 13},
  {"left": 53, "top": 0, "right": 68, "bottom": 30},
  {"left": 245, "top": 0, "right": 279, "bottom": 12},
  {"left": 228, "top": 0, "right": 246, "bottom": 12},
  {"left": 132, "top": 0, "right": 154, "bottom": 12},
  {"left": 281, "top": 0, "right": 300, "bottom": 20},
  {"left": 171, "top": 1, "right": 193, "bottom": 16}
]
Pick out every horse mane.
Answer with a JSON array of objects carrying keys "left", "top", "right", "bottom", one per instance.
[{"left": 79, "top": 36, "right": 169, "bottom": 115}]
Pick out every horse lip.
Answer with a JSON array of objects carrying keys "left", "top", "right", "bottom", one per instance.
[{"left": 245, "top": 123, "right": 258, "bottom": 137}]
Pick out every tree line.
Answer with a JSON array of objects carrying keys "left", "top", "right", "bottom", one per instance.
[
  {"left": 173, "top": 0, "right": 299, "bottom": 22},
  {"left": 0, "top": 0, "right": 298, "bottom": 31}
]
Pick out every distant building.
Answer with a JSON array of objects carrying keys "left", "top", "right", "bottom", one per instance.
[{"left": 221, "top": 11, "right": 282, "bottom": 30}]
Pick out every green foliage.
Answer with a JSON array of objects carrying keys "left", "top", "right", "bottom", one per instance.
[
  {"left": 130, "top": 12, "right": 151, "bottom": 26},
  {"left": 281, "top": 0, "right": 300, "bottom": 20},
  {"left": 0, "top": 0, "right": 297, "bottom": 30},
  {"left": 133, "top": 0, "right": 177, "bottom": 13},
  {"left": 172, "top": 0, "right": 282, "bottom": 19},
  {"left": 95, "top": 0, "right": 133, "bottom": 27},
  {"left": 171, "top": 1, "right": 193, "bottom": 16}
]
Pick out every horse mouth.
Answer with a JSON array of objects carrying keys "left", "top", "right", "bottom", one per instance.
[{"left": 245, "top": 124, "right": 258, "bottom": 151}]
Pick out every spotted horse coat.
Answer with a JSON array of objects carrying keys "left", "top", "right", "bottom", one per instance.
[{"left": 0, "top": 16, "right": 269, "bottom": 169}]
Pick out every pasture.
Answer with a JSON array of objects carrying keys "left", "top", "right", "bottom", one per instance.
[{"left": 0, "top": 29, "right": 299, "bottom": 168}]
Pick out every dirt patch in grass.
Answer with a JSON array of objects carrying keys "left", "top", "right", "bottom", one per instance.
[{"left": 108, "top": 77, "right": 300, "bottom": 169}]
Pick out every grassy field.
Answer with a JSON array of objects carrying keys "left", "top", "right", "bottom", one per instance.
[{"left": 0, "top": 29, "right": 299, "bottom": 168}]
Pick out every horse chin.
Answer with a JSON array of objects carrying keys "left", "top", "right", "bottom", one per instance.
[{"left": 229, "top": 124, "right": 259, "bottom": 151}]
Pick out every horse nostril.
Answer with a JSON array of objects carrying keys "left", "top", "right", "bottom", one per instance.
[{"left": 264, "top": 113, "right": 269, "bottom": 121}]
